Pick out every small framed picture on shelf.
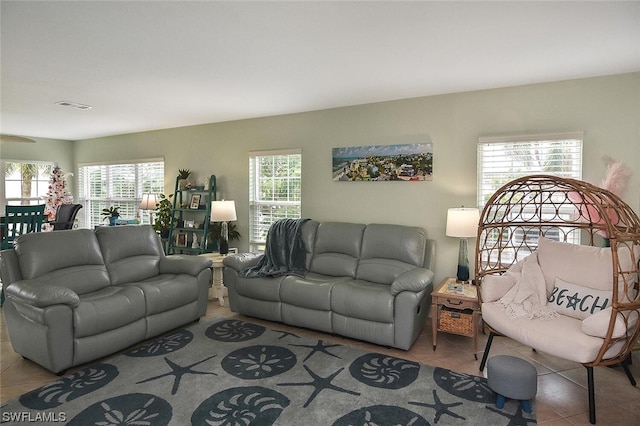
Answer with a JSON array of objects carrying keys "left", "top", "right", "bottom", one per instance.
[
  {"left": 175, "top": 232, "right": 187, "bottom": 247},
  {"left": 189, "top": 194, "right": 201, "bottom": 209},
  {"left": 184, "top": 220, "right": 195, "bottom": 228}
]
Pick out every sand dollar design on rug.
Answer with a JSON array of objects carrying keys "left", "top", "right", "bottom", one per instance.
[
  {"left": 222, "top": 345, "right": 296, "bottom": 379},
  {"left": 349, "top": 353, "right": 420, "bottom": 389},
  {"left": 333, "top": 404, "right": 429, "bottom": 426},
  {"left": 125, "top": 329, "right": 194, "bottom": 357},
  {"left": 433, "top": 366, "right": 495, "bottom": 403},
  {"left": 18, "top": 363, "right": 118, "bottom": 410},
  {"left": 191, "top": 386, "right": 290, "bottom": 425},
  {"left": 66, "top": 392, "right": 171, "bottom": 426},
  {"left": 205, "top": 319, "right": 266, "bottom": 342}
]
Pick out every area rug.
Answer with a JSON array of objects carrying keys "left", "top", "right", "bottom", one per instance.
[{"left": 1, "top": 318, "right": 536, "bottom": 425}]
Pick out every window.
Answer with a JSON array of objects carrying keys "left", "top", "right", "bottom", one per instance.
[
  {"left": 249, "top": 149, "right": 302, "bottom": 252},
  {"left": 78, "top": 159, "right": 164, "bottom": 228},
  {"left": 477, "top": 132, "right": 583, "bottom": 257},
  {"left": 477, "top": 132, "right": 583, "bottom": 208},
  {"left": 1, "top": 160, "right": 54, "bottom": 207}
]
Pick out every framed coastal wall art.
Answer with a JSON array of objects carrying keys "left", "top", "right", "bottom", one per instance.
[{"left": 332, "top": 143, "right": 433, "bottom": 182}]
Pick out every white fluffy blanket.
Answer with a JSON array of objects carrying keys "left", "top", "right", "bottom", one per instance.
[{"left": 498, "top": 252, "right": 558, "bottom": 320}]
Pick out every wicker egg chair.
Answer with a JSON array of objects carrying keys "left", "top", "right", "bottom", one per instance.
[{"left": 475, "top": 175, "right": 640, "bottom": 424}]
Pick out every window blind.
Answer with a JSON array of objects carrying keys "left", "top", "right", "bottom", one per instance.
[
  {"left": 477, "top": 132, "right": 583, "bottom": 208},
  {"left": 249, "top": 150, "right": 302, "bottom": 252},
  {"left": 78, "top": 160, "right": 164, "bottom": 228}
]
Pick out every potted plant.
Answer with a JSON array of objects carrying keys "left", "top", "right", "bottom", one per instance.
[
  {"left": 101, "top": 206, "right": 120, "bottom": 226},
  {"left": 178, "top": 169, "right": 191, "bottom": 189},
  {"left": 153, "top": 194, "right": 174, "bottom": 239},
  {"left": 208, "top": 221, "right": 241, "bottom": 251}
]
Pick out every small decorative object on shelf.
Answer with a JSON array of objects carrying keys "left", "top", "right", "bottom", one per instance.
[{"left": 178, "top": 169, "right": 191, "bottom": 189}]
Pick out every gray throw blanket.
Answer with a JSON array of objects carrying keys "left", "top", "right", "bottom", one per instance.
[{"left": 240, "top": 218, "right": 310, "bottom": 278}]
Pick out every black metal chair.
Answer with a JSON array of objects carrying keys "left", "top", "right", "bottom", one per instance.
[{"left": 50, "top": 203, "right": 83, "bottom": 230}]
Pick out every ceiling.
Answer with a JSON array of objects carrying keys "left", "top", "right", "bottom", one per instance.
[{"left": 1, "top": 1, "right": 639, "bottom": 141}]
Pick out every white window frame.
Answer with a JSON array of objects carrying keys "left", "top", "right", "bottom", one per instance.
[
  {"left": 249, "top": 149, "right": 302, "bottom": 252},
  {"left": 77, "top": 159, "right": 164, "bottom": 229},
  {"left": 477, "top": 132, "right": 583, "bottom": 260},
  {"left": 1, "top": 160, "right": 55, "bottom": 210},
  {"left": 477, "top": 132, "right": 583, "bottom": 208}
]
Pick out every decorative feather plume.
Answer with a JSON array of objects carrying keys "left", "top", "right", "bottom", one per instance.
[{"left": 600, "top": 155, "right": 631, "bottom": 197}]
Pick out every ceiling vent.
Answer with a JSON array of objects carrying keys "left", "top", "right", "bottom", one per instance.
[{"left": 55, "top": 100, "right": 92, "bottom": 110}]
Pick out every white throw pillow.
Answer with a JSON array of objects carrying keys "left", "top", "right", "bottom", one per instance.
[
  {"left": 548, "top": 278, "right": 611, "bottom": 320},
  {"left": 537, "top": 237, "right": 639, "bottom": 299},
  {"left": 480, "top": 273, "right": 516, "bottom": 303},
  {"left": 582, "top": 307, "right": 629, "bottom": 339}
]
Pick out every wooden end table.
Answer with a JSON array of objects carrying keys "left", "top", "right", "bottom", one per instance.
[{"left": 431, "top": 277, "right": 480, "bottom": 359}]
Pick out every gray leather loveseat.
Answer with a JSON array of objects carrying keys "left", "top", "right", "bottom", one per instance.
[
  {"left": 0, "top": 225, "right": 212, "bottom": 373},
  {"left": 223, "top": 221, "right": 435, "bottom": 350}
]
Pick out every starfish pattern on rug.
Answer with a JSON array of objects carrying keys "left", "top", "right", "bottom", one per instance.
[
  {"left": 409, "top": 388, "right": 465, "bottom": 423},
  {"left": 273, "top": 330, "right": 301, "bottom": 340},
  {"left": 289, "top": 339, "right": 343, "bottom": 362},
  {"left": 278, "top": 364, "right": 360, "bottom": 408},
  {"left": 486, "top": 403, "right": 537, "bottom": 425},
  {"left": 136, "top": 354, "right": 218, "bottom": 395}
]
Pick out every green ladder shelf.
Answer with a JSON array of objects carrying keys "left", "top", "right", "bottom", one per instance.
[{"left": 167, "top": 174, "right": 217, "bottom": 255}]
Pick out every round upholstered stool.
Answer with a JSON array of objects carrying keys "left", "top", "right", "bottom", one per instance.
[{"left": 487, "top": 355, "right": 537, "bottom": 413}]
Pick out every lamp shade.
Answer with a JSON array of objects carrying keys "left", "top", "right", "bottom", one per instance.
[
  {"left": 446, "top": 207, "right": 480, "bottom": 238},
  {"left": 139, "top": 193, "right": 158, "bottom": 210},
  {"left": 211, "top": 200, "right": 237, "bottom": 222}
]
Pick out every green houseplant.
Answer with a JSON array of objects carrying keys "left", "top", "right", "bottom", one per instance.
[
  {"left": 209, "top": 221, "right": 240, "bottom": 251},
  {"left": 178, "top": 169, "right": 191, "bottom": 189},
  {"left": 153, "top": 194, "right": 174, "bottom": 238},
  {"left": 101, "top": 206, "right": 120, "bottom": 226}
]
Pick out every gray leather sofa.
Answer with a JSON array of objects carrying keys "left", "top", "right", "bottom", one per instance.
[
  {"left": 0, "top": 225, "right": 212, "bottom": 373},
  {"left": 223, "top": 221, "right": 435, "bottom": 350}
]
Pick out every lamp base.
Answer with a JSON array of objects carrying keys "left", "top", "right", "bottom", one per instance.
[
  {"left": 219, "top": 221, "right": 229, "bottom": 255},
  {"left": 456, "top": 237, "right": 470, "bottom": 282}
]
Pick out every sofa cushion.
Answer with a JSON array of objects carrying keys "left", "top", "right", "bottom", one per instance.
[
  {"left": 548, "top": 278, "right": 611, "bottom": 319},
  {"left": 14, "top": 229, "right": 111, "bottom": 294},
  {"left": 128, "top": 274, "right": 200, "bottom": 315},
  {"left": 331, "top": 280, "right": 394, "bottom": 323},
  {"left": 74, "top": 286, "right": 146, "bottom": 338},
  {"left": 581, "top": 307, "right": 632, "bottom": 339},
  {"left": 281, "top": 273, "right": 350, "bottom": 310},
  {"left": 96, "top": 225, "right": 164, "bottom": 285},
  {"left": 235, "top": 276, "right": 285, "bottom": 302},
  {"left": 537, "top": 237, "right": 637, "bottom": 294},
  {"left": 357, "top": 224, "right": 426, "bottom": 284},
  {"left": 309, "top": 222, "right": 365, "bottom": 277},
  {"left": 482, "top": 301, "right": 625, "bottom": 364}
]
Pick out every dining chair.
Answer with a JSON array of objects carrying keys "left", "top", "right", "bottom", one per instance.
[
  {"left": 1, "top": 204, "right": 46, "bottom": 306},
  {"left": 50, "top": 203, "right": 83, "bottom": 230}
]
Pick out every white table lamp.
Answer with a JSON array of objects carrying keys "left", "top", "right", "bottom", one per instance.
[
  {"left": 139, "top": 193, "right": 159, "bottom": 225},
  {"left": 211, "top": 200, "right": 237, "bottom": 255},
  {"left": 446, "top": 207, "right": 480, "bottom": 282}
]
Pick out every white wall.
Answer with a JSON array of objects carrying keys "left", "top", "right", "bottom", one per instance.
[{"left": 65, "top": 72, "right": 640, "bottom": 284}]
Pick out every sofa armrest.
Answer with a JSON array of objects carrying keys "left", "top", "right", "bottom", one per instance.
[
  {"left": 0, "top": 249, "right": 23, "bottom": 286},
  {"left": 159, "top": 255, "right": 212, "bottom": 276},
  {"left": 390, "top": 268, "right": 434, "bottom": 296},
  {"left": 223, "top": 253, "right": 263, "bottom": 272},
  {"left": 5, "top": 280, "right": 79, "bottom": 308},
  {"left": 479, "top": 274, "right": 516, "bottom": 303}
]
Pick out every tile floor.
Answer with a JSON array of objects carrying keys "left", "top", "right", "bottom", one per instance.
[{"left": 2, "top": 298, "right": 640, "bottom": 425}]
